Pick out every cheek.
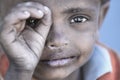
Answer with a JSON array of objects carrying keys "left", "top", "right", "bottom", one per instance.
[
  {"left": 65, "top": 28, "right": 97, "bottom": 66},
  {"left": 70, "top": 32, "right": 96, "bottom": 62},
  {"left": 77, "top": 33, "right": 96, "bottom": 63},
  {"left": 71, "top": 33, "right": 96, "bottom": 51},
  {"left": 70, "top": 34, "right": 96, "bottom": 67},
  {"left": 76, "top": 37, "right": 95, "bottom": 53}
]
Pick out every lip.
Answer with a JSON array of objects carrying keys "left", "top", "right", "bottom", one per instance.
[{"left": 40, "top": 56, "right": 79, "bottom": 67}]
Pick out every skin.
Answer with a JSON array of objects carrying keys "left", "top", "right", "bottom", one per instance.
[{"left": 0, "top": 0, "right": 109, "bottom": 80}]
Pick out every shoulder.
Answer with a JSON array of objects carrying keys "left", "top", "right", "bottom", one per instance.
[
  {"left": 97, "top": 42, "right": 120, "bottom": 80},
  {"left": 0, "top": 53, "right": 9, "bottom": 78}
]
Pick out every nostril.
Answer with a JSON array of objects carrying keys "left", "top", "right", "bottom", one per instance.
[
  {"left": 48, "top": 44, "right": 58, "bottom": 50},
  {"left": 48, "top": 43, "right": 56, "bottom": 48},
  {"left": 48, "top": 42, "right": 68, "bottom": 50},
  {"left": 65, "top": 43, "right": 68, "bottom": 46},
  {"left": 50, "top": 44, "right": 55, "bottom": 47}
]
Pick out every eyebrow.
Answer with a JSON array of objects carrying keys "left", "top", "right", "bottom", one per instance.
[{"left": 62, "top": 7, "right": 95, "bottom": 14}]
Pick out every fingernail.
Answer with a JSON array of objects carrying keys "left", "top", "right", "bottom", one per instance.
[
  {"left": 38, "top": 10, "right": 44, "bottom": 17},
  {"left": 23, "top": 11, "right": 30, "bottom": 15},
  {"left": 44, "top": 6, "right": 49, "bottom": 13}
]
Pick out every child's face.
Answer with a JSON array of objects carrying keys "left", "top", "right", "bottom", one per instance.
[
  {"left": 32, "top": 0, "right": 100, "bottom": 79},
  {"left": 32, "top": 0, "right": 101, "bottom": 79}
]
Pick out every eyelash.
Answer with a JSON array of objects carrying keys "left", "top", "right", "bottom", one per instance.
[{"left": 69, "top": 15, "right": 89, "bottom": 24}]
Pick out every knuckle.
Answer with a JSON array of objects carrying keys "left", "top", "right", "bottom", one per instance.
[
  {"left": 15, "top": 2, "right": 48, "bottom": 15},
  {"left": 16, "top": 2, "right": 33, "bottom": 9},
  {"left": 17, "top": 2, "right": 33, "bottom": 7},
  {"left": 17, "top": 2, "right": 43, "bottom": 7},
  {"left": 25, "top": 2, "right": 34, "bottom": 6}
]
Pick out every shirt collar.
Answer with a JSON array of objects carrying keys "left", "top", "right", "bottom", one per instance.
[{"left": 82, "top": 44, "right": 112, "bottom": 80}]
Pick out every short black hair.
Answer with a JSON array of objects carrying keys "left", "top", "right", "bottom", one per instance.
[{"left": 101, "top": 0, "right": 110, "bottom": 5}]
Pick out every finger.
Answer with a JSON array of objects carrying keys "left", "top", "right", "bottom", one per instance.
[
  {"left": 35, "top": 6, "right": 52, "bottom": 40},
  {"left": 5, "top": 8, "right": 44, "bottom": 25},
  {"left": 17, "top": 7, "right": 44, "bottom": 19},
  {"left": 42, "top": 6, "right": 52, "bottom": 26},
  {"left": 1, "top": 11, "right": 30, "bottom": 37},
  {"left": 24, "top": 2, "right": 52, "bottom": 26},
  {"left": 18, "top": 2, "right": 52, "bottom": 39},
  {"left": 0, "top": 10, "right": 30, "bottom": 46},
  {"left": 16, "top": 2, "right": 45, "bottom": 19},
  {"left": 4, "top": 10, "right": 30, "bottom": 25},
  {"left": 3, "top": 8, "right": 44, "bottom": 33}
]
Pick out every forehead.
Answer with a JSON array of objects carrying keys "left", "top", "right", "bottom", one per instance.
[
  {"left": 33, "top": 0, "right": 100, "bottom": 11},
  {"left": 36, "top": 0, "right": 100, "bottom": 5},
  {"left": 1, "top": 0, "right": 101, "bottom": 19}
]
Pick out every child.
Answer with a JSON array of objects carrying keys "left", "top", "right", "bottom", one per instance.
[{"left": 0, "top": 0, "right": 120, "bottom": 80}]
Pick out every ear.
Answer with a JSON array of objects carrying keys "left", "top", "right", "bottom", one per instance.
[{"left": 98, "top": 2, "right": 110, "bottom": 28}]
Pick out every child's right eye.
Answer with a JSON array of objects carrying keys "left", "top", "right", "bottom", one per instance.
[{"left": 26, "top": 17, "right": 41, "bottom": 28}]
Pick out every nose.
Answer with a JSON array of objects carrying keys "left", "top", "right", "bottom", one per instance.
[
  {"left": 46, "top": 25, "right": 69, "bottom": 50},
  {"left": 47, "top": 39, "right": 68, "bottom": 50}
]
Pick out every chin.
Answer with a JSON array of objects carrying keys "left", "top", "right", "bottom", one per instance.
[{"left": 33, "top": 66, "right": 75, "bottom": 80}]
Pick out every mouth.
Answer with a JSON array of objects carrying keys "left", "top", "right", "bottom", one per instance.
[{"left": 40, "top": 56, "right": 79, "bottom": 67}]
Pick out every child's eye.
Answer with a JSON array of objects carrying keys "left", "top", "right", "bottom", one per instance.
[
  {"left": 26, "top": 17, "right": 40, "bottom": 28},
  {"left": 70, "top": 15, "right": 89, "bottom": 24}
]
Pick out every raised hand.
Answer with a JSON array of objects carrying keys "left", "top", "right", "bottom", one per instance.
[{"left": 0, "top": 2, "right": 52, "bottom": 74}]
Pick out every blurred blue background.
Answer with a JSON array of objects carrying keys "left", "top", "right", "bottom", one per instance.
[{"left": 100, "top": 0, "right": 120, "bottom": 53}]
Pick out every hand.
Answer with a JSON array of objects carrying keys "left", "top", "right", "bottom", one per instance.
[{"left": 0, "top": 2, "right": 52, "bottom": 71}]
